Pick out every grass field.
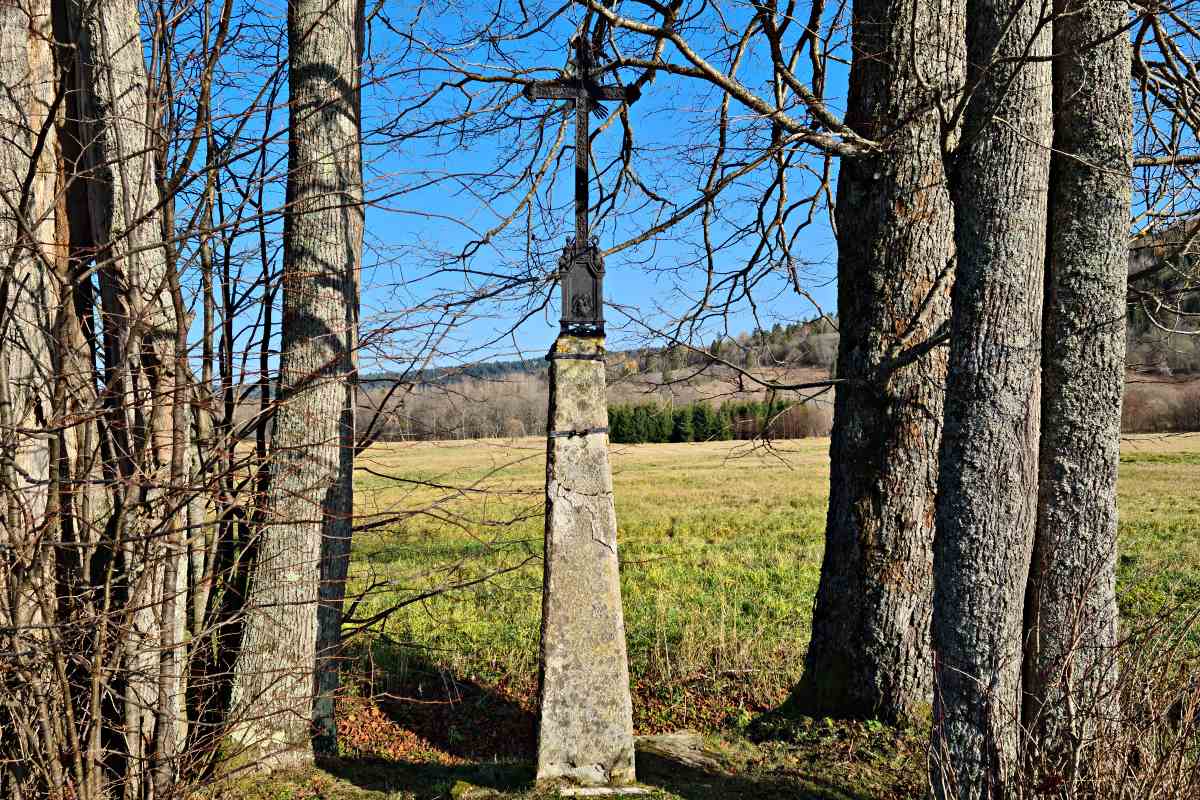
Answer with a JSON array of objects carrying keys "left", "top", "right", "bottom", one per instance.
[{"left": 238, "top": 433, "right": 1200, "bottom": 799}]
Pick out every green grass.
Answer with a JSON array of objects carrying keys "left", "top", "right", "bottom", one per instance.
[
  {"left": 1114, "top": 435, "right": 1200, "bottom": 622},
  {"left": 233, "top": 433, "right": 1200, "bottom": 799},
  {"left": 350, "top": 439, "right": 830, "bottom": 725}
]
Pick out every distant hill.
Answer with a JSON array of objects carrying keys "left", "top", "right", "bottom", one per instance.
[
  {"left": 359, "top": 315, "right": 841, "bottom": 390},
  {"left": 360, "top": 357, "right": 547, "bottom": 388}
]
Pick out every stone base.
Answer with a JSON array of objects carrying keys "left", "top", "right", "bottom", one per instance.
[{"left": 537, "top": 335, "right": 636, "bottom": 786}]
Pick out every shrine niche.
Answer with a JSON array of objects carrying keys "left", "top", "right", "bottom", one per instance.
[{"left": 559, "top": 237, "right": 604, "bottom": 336}]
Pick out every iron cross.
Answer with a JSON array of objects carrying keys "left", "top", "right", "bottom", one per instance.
[{"left": 523, "top": 33, "right": 640, "bottom": 244}]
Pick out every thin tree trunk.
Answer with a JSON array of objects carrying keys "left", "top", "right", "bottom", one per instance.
[
  {"left": 796, "top": 0, "right": 964, "bottom": 724},
  {"left": 150, "top": 190, "right": 192, "bottom": 796},
  {"left": 230, "top": 0, "right": 362, "bottom": 766},
  {"left": 1023, "top": 0, "right": 1131, "bottom": 786},
  {"left": 931, "top": 2, "right": 1052, "bottom": 797}
]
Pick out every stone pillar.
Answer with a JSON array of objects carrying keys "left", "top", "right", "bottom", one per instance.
[{"left": 537, "top": 334, "right": 636, "bottom": 787}]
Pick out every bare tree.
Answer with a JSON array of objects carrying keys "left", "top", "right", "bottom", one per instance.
[
  {"left": 794, "top": 0, "right": 963, "bottom": 723},
  {"left": 230, "top": 0, "right": 364, "bottom": 766},
  {"left": 0, "top": 0, "right": 280, "bottom": 792},
  {"left": 64, "top": 0, "right": 192, "bottom": 786}
]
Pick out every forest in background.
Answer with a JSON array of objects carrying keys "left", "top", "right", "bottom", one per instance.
[{"left": 355, "top": 302, "right": 1200, "bottom": 442}]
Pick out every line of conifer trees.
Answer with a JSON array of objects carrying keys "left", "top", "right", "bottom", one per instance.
[{"left": 607, "top": 399, "right": 800, "bottom": 443}]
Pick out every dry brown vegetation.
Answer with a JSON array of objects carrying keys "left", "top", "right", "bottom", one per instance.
[
  {"left": 1121, "top": 375, "right": 1200, "bottom": 432},
  {"left": 355, "top": 364, "right": 835, "bottom": 442}
]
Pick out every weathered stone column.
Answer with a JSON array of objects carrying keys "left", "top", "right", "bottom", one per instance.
[{"left": 537, "top": 334, "right": 636, "bottom": 787}]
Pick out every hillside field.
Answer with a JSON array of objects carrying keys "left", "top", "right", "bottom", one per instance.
[{"left": 237, "top": 434, "right": 1200, "bottom": 800}]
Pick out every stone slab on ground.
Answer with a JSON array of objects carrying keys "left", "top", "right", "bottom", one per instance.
[
  {"left": 557, "top": 787, "right": 652, "bottom": 796},
  {"left": 634, "top": 732, "right": 725, "bottom": 773}
]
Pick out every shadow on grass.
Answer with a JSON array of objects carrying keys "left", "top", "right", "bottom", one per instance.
[
  {"left": 328, "top": 644, "right": 881, "bottom": 799},
  {"left": 321, "top": 643, "right": 538, "bottom": 796},
  {"left": 318, "top": 756, "right": 535, "bottom": 798},
  {"left": 318, "top": 749, "right": 873, "bottom": 800},
  {"left": 733, "top": 699, "right": 926, "bottom": 800},
  {"left": 353, "top": 641, "right": 538, "bottom": 762},
  {"left": 636, "top": 751, "right": 874, "bottom": 800}
]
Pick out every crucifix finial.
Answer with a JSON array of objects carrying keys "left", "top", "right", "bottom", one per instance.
[
  {"left": 524, "top": 26, "right": 639, "bottom": 335},
  {"left": 524, "top": 39, "right": 639, "bottom": 243}
]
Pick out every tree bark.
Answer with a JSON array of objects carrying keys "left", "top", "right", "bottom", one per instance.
[
  {"left": 1023, "top": 1, "right": 1131, "bottom": 786},
  {"left": 0, "top": 0, "right": 55, "bottom": 526},
  {"left": 231, "top": 0, "right": 362, "bottom": 766},
  {"left": 0, "top": 3, "right": 61, "bottom": 793},
  {"left": 796, "top": 0, "right": 964, "bottom": 724},
  {"left": 60, "top": 0, "right": 187, "bottom": 789},
  {"left": 931, "top": 2, "right": 1052, "bottom": 797}
]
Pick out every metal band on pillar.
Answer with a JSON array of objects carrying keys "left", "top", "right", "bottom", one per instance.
[
  {"left": 546, "top": 351, "right": 606, "bottom": 362},
  {"left": 547, "top": 427, "right": 609, "bottom": 438}
]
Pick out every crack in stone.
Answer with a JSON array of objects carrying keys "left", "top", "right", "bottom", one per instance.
[{"left": 539, "top": 333, "right": 634, "bottom": 787}]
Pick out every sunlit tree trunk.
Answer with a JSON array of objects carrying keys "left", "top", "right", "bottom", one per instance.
[
  {"left": 0, "top": 3, "right": 61, "bottom": 793},
  {"left": 931, "top": 1, "right": 1052, "bottom": 796},
  {"left": 0, "top": 0, "right": 55, "bottom": 520},
  {"left": 1024, "top": 1, "right": 1132, "bottom": 787},
  {"left": 796, "top": 0, "right": 964, "bottom": 724},
  {"left": 231, "top": 0, "right": 362, "bottom": 766}
]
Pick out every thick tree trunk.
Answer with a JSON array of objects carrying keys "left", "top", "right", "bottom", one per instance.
[
  {"left": 231, "top": 0, "right": 362, "bottom": 766},
  {"left": 931, "top": 2, "right": 1052, "bottom": 797},
  {"left": 60, "top": 0, "right": 185, "bottom": 789},
  {"left": 0, "top": 0, "right": 55, "bottom": 520},
  {"left": 1023, "top": 1, "right": 1131, "bottom": 786},
  {"left": 0, "top": 2, "right": 118, "bottom": 795},
  {"left": 0, "top": 4, "right": 60, "bottom": 794},
  {"left": 796, "top": 0, "right": 964, "bottom": 724}
]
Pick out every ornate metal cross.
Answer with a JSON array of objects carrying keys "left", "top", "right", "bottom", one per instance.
[
  {"left": 524, "top": 33, "right": 639, "bottom": 243},
  {"left": 524, "top": 32, "right": 639, "bottom": 335}
]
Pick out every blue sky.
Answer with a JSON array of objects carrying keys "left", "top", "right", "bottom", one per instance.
[
  {"left": 347, "top": 1, "right": 851, "bottom": 369},
  {"left": 192, "top": 2, "right": 1176, "bottom": 376}
]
